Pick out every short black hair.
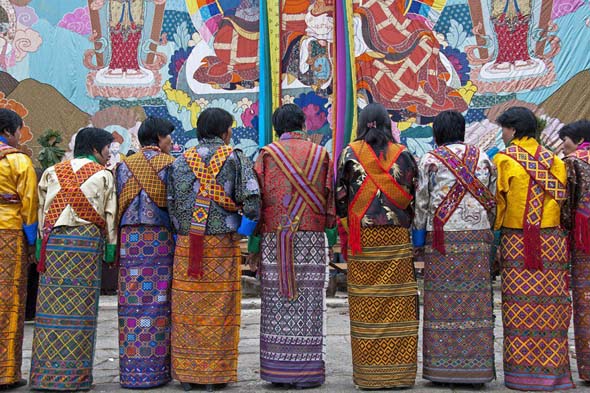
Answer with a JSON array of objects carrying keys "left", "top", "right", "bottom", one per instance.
[
  {"left": 138, "top": 116, "right": 175, "bottom": 147},
  {"left": 433, "top": 110, "right": 465, "bottom": 145},
  {"left": 559, "top": 120, "right": 590, "bottom": 144},
  {"left": 496, "top": 106, "right": 538, "bottom": 139},
  {"left": 74, "top": 127, "right": 114, "bottom": 157},
  {"left": 0, "top": 108, "right": 23, "bottom": 135},
  {"left": 356, "top": 102, "right": 394, "bottom": 153},
  {"left": 272, "top": 104, "right": 306, "bottom": 136},
  {"left": 196, "top": 107, "right": 233, "bottom": 140}
]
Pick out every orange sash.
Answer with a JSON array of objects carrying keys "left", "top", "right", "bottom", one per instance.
[
  {"left": 39, "top": 160, "right": 106, "bottom": 272},
  {"left": 348, "top": 141, "right": 413, "bottom": 255},
  {"left": 184, "top": 146, "right": 239, "bottom": 278},
  {"left": 118, "top": 148, "right": 174, "bottom": 221}
]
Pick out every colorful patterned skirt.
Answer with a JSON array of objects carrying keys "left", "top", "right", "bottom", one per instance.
[
  {"left": 422, "top": 230, "right": 495, "bottom": 383},
  {"left": 347, "top": 225, "right": 418, "bottom": 389},
  {"left": 171, "top": 234, "right": 241, "bottom": 384},
  {"left": 0, "top": 229, "right": 27, "bottom": 386},
  {"left": 260, "top": 231, "right": 328, "bottom": 386},
  {"left": 500, "top": 227, "right": 574, "bottom": 391},
  {"left": 118, "top": 225, "right": 174, "bottom": 388},
  {"left": 29, "top": 225, "right": 103, "bottom": 391},
  {"left": 572, "top": 249, "right": 590, "bottom": 381}
]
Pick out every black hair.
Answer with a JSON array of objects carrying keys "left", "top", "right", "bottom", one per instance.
[
  {"left": 355, "top": 103, "right": 394, "bottom": 153},
  {"left": 496, "top": 106, "right": 538, "bottom": 139},
  {"left": 272, "top": 104, "right": 306, "bottom": 136},
  {"left": 196, "top": 107, "right": 233, "bottom": 140},
  {"left": 138, "top": 116, "right": 175, "bottom": 147},
  {"left": 74, "top": 127, "right": 114, "bottom": 158},
  {"left": 558, "top": 120, "right": 590, "bottom": 145},
  {"left": 0, "top": 108, "right": 23, "bottom": 135},
  {"left": 433, "top": 110, "right": 465, "bottom": 146}
]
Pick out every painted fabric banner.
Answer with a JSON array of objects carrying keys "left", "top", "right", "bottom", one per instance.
[{"left": 0, "top": 0, "right": 588, "bottom": 167}]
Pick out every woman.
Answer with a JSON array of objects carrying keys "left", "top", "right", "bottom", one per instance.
[
  {"left": 30, "top": 127, "right": 117, "bottom": 391},
  {"left": 335, "top": 102, "right": 418, "bottom": 389},
  {"left": 168, "top": 108, "right": 260, "bottom": 391},
  {"left": 116, "top": 117, "right": 176, "bottom": 388},
  {"left": 494, "top": 107, "right": 574, "bottom": 390},
  {"left": 413, "top": 110, "right": 496, "bottom": 384},
  {"left": 560, "top": 120, "right": 590, "bottom": 382},
  {"left": 0, "top": 109, "right": 37, "bottom": 389},
  {"left": 253, "top": 104, "right": 336, "bottom": 388}
]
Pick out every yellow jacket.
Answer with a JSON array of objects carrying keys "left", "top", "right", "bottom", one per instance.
[
  {"left": 493, "top": 137, "right": 566, "bottom": 230},
  {"left": 0, "top": 147, "right": 38, "bottom": 244}
]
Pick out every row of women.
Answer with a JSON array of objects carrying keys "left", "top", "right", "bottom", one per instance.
[{"left": 0, "top": 102, "right": 589, "bottom": 392}]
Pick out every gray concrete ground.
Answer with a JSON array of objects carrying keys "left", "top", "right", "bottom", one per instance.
[{"left": 14, "top": 286, "right": 586, "bottom": 392}]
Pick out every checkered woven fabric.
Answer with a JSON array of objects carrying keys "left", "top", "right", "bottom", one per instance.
[
  {"left": 504, "top": 145, "right": 567, "bottom": 203},
  {"left": 38, "top": 161, "right": 105, "bottom": 272},
  {"left": 503, "top": 145, "right": 566, "bottom": 269},
  {"left": 184, "top": 145, "right": 238, "bottom": 218},
  {"left": 44, "top": 161, "right": 106, "bottom": 234},
  {"left": 118, "top": 148, "right": 174, "bottom": 222}
]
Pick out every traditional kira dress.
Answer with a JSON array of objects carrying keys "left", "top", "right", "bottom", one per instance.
[
  {"left": 413, "top": 143, "right": 497, "bottom": 384},
  {"left": 254, "top": 131, "right": 336, "bottom": 387},
  {"left": 116, "top": 147, "right": 175, "bottom": 388},
  {"left": 167, "top": 137, "right": 260, "bottom": 385},
  {"left": 30, "top": 156, "right": 117, "bottom": 391},
  {"left": 336, "top": 140, "right": 419, "bottom": 389},
  {"left": 0, "top": 139, "right": 37, "bottom": 387},
  {"left": 494, "top": 137, "right": 574, "bottom": 391},
  {"left": 561, "top": 142, "right": 590, "bottom": 381}
]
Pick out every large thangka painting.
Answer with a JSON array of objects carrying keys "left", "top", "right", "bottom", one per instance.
[{"left": 0, "top": 0, "right": 588, "bottom": 167}]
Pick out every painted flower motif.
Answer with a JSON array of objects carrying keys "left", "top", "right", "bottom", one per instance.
[
  {"left": 294, "top": 92, "right": 329, "bottom": 132},
  {"left": 168, "top": 47, "right": 192, "bottom": 89},
  {"left": 281, "top": 95, "right": 295, "bottom": 105},
  {"left": 440, "top": 46, "right": 471, "bottom": 85},
  {"left": 241, "top": 101, "right": 259, "bottom": 129},
  {"left": 195, "top": 98, "right": 209, "bottom": 110}
]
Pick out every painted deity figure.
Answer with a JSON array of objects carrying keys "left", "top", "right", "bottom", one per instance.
[
  {"left": 491, "top": 0, "right": 536, "bottom": 71},
  {"left": 193, "top": 0, "right": 259, "bottom": 89},
  {"left": 282, "top": 0, "right": 334, "bottom": 95},
  {"left": 106, "top": 0, "right": 145, "bottom": 77}
]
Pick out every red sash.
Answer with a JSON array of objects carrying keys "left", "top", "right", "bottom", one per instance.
[
  {"left": 261, "top": 141, "right": 327, "bottom": 299},
  {"left": 39, "top": 160, "right": 106, "bottom": 272},
  {"left": 502, "top": 145, "right": 566, "bottom": 269},
  {"left": 184, "top": 146, "right": 239, "bottom": 278},
  {"left": 348, "top": 141, "right": 413, "bottom": 255},
  {"left": 429, "top": 145, "right": 496, "bottom": 254}
]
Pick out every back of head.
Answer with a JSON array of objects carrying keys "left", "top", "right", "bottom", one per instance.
[
  {"left": 196, "top": 108, "right": 233, "bottom": 140},
  {"left": 559, "top": 120, "right": 590, "bottom": 145},
  {"left": 496, "top": 106, "right": 538, "bottom": 139},
  {"left": 0, "top": 108, "right": 23, "bottom": 136},
  {"left": 138, "top": 116, "right": 175, "bottom": 147},
  {"left": 74, "top": 127, "right": 114, "bottom": 158},
  {"left": 356, "top": 102, "right": 394, "bottom": 153},
  {"left": 272, "top": 104, "right": 306, "bottom": 137},
  {"left": 433, "top": 110, "right": 465, "bottom": 146}
]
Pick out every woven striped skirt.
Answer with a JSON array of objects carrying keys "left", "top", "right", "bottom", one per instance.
[
  {"left": 118, "top": 225, "right": 173, "bottom": 388},
  {"left": 29, "top": 225, "right": 103, "bottom": 391},
  {"left": 572, "top": 249, "right": 590, "bottom": 381},
  {"left": 0, "top": 229, "right": 27, "bottom": 386},
  {"left": 259, "top": 231, "right": 328, "bottom": 387},
  {"left": 347, "top": 225, "right": 418, "bottom": 389},
  {"left": 171, "top": 233, "right": 241, "bottom": 385},
  {"left": 500, "top": 228, "right": 574, "bottom": 391},
  {"left": 422, "top": 230, "right": 495, "bottom": 383}
]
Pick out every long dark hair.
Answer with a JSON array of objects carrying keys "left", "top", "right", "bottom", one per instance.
[{"left": 355, "top": 103, "right": 394, "bottom": 154}]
